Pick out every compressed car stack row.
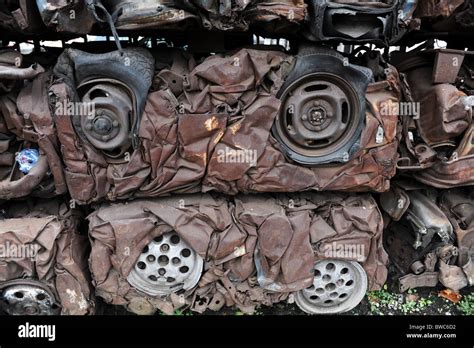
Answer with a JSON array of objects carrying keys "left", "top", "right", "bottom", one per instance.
[{"left": 0, "top": 0, "right": 473, "bottom": 315}]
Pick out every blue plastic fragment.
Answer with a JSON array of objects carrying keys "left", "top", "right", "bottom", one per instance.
[{"left": 15, "top": 149, "right": 40, "bottom": 174}]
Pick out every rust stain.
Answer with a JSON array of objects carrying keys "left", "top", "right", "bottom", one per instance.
[
  {"left": 204, "top": 116, "right": 219, "bottom": 131},
  {"left": 230, "top": 121, "right": 242, "bottom": 135},
  {"left": 213, "top": 129, "right": 225, "bottom": 144}
]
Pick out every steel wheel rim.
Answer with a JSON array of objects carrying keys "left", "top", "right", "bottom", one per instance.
[
  {"left": 275, "top": 72, "right": 361, "bottom": 159},
  {"left": 127, "top": 232, "right": 203, "bottom": 296},
  {"left": 295, "top": 259, "right": 367, "bottom": 314}
]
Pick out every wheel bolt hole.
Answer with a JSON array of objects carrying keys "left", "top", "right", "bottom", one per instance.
[
  {"left": 36, "top": 293, "right": 46, "bottom": 301},
  {"left": 147, "top": 255, "right": 156, "bottom": 263},
  {"left": 160, "top": 244, "right": 170, "bottom": 253},
  {"left": 148, "top": 275, "right": 157, "bottom": 281},
  {"left": 314, "top": 269, "right": 321, "bottom": 277},
  {"left": 158, "top": 255, "right": 169, "bottom": 266},
  {"left": 316, "top": 288, "right": 324, "bottom": 295},
  {"left": 181, "top": 249, "right": 191, "bottom": 258},
  {"left": 179, "top": 266, "right": 189, "bottom": 274},
  {"left": 326, "top": 263, "right": 335, "bottom": 272},
  {"left": 14, "top": 292, "right": 24, "bottom": 299},
  {"left": 310, "top": 295, "right": 319, "bottom": 300},
  {"left": 154, "top": 236, "right": 163, "bottom": 243},
  {"left": 158, "top": 268, "right": 166, "bottom": 276},
  {"left": 137, "top": 261, "right": 146, "bottom": 270},
  {"left": 341, "top": 267, "right": 349, "bottom": 275},
  {"left": 329, "top": 292, "right": 338, "bottom": 298},
  {"left": 170, "top": 235, "right": 180, "bottom": 244},
  {"left": 346, "top": 280, "right": 354, "bottom": 287},
  {"left": 142, "top": 245, "right": 149, "bottom": 253},
  {"left": 172, "top": 257, "right": 181, "bottom": 265},
  {"left": 322, "top": 275, "right": 331, "bottom": 282},
  {"left": 166, "top": 277, "right": 176, "bottom": 283},
  {"left": 325, "top": 283, "right": 336, "bottom": 291}
]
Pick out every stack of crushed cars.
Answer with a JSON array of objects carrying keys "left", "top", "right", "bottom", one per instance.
[{"left": 0, "top": 0, "right": 472, "bottom": 316}]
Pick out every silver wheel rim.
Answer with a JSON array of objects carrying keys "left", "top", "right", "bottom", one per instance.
[
  {"left": 295, "top": 259, "right": 367, "bottom": 314},
  {"left": 127, "top": 232, "right": 203, "bottom": 296},
  {"left": 1, "top": 283, "right": 59, "bottom": 315}
]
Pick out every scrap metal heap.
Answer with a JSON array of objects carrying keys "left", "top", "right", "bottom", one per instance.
[{"left": 0, "top": 0, "right": 473, "bottom": 315}]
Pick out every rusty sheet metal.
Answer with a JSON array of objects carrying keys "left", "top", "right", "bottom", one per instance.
[
  {"left": 100, "top": 0, "right": 306, "bottom": 32},
  {"left": 414, "top": 0, "right": 465, "bottom": 19},
  {"left": 0, "top": 70, "right": 67, "bottom": 199},
  {"left": 432, "top": 50, "right": 465, "bottom": 84},
  {"left": 441, "top": 188, "right": 474, "bottom": 286},
  {"left": 87, "top": 193, "right": 387, "bottom": 314},
  {"left": 418, "top": 84, "right": 471, "bottom": 146},
  {"left": 412, "top": 125, "right": 474, "bottom": 188},
  {"left": 383, "top": 187, "right": 474, "bottom": 292},
  {"left": 396, "top": 50, "right": 474, "bottom": 188},
  {"left": 0, "top": 200, "right": 95, "bottom": 315},
  {"left": 51, "top": 48, "right": 401, "bottom": 204},
  {"left": 399, "top": 272, "right": 439, "bottom": 292},
  {"left": 0, "top": 0, "right": 45, "bottom": 33},
  {"left": 36, "top": 0, "right": 95, "bottom": 34}
]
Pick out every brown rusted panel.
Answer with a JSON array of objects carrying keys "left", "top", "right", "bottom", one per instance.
[
  {"left": 399, "top": 272, "right": 439, "bottom": 292},
  {"left": 383, "top": 187, "right": 474, "bottom": 292},
  {"left": 414, "top": 0, "right": 465, "bottom": 19},
  {"left": 0, "top": 199, "right": 95, "bottom": 315},
  {"left": 440, "top": 188, "right": 474, "bottom": 286},
  {"left": 396, "top": 49, "right": 474, "bottom": 188},
  {"left": 88, "top": 193, "right": 387, "bottom": 314},
  {"left": 51, "top": 48, "right": 401, "bottom": 204},
  {"left": 432, "top": 51, "right": 465, "bottom": 84},
  {"left": 0, "top": 67, "right": 66, "bottom": 199}
]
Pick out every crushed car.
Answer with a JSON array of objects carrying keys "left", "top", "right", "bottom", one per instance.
[{"left": 0, "top": 198, "right": 95, "bottom": 315}]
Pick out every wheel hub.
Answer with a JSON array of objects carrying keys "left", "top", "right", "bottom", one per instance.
[
  {"left": 275, "top": 73, "right": 361, "bottom": 159},
  {"left": 1, "top": 282, "right": 60, "bottom": 315},
  {"left": 295, "top": 259, "right": 367, "bottom": 314},
  {"left": 127, "top": 232, "right": 203, "bottom": 296}
]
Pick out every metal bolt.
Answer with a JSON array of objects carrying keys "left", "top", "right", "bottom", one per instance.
[
  {"left": 112, "top": 120, "right": 119, "bottom": 128},
  {"left": 302, "top": 114, "right": 308, "bottom": 120},
  {"left": 102, "top": 135, "right": 110, "bottom": 141}
]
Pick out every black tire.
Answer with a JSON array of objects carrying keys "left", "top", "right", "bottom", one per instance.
[{"left": 272, "top": 48, "right": 372, "bottom": 165}]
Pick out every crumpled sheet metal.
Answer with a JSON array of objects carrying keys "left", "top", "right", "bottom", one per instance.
[
  {"left": 0, "top": 201, "right": 95, "bottom": 315},
  {"left": 36, "top": 0, "right": 96, "bottom": 34},
  {"left": 414, "top": 0, "right": 465, "bottom": 19},
  {"left": 396, "top": 50, "right": 474, "bottom": 189},
  {"left": 0, "top": 1, "right": 45, "bottom": 34},
  {"left": 97, "top": 0, "right": 306, "bottom": 32},
  {"left": 383, "top": 187, "right": 474, "bottom": 292},
  {"left": 440, "top": 188, "right": 474, "bottom": 286},
  {"left": 88, "top": 193, "right": 387, "bottom": 314},
  {"left": 411, "top": 126, "right": 474, "bottom": 188},
  {"left": 52, "top": 48, "right": 401, "bottom": 204},
  {"left": 0, "top": 70, "right": 67, "bottom": 199}
]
